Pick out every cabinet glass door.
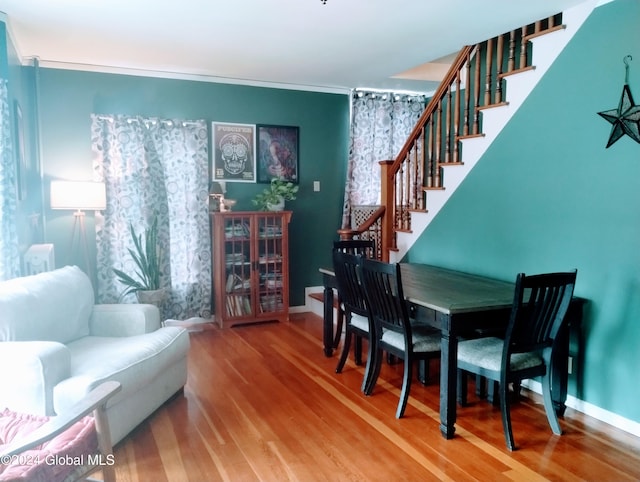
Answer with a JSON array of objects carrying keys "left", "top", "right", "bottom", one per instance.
[
  {"left": 257, "top": 214, "right": 285, "bottom": 315},
  {"left": 222, "top": 214, "right": 253, "bottom": 318}
]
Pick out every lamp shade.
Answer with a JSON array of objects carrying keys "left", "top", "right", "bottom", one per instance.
[{"left": 50, "top": 181, "right": 107, "bottom": 211}]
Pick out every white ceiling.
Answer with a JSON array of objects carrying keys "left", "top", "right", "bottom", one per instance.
[{"left": 0, "top": 0, "right": 588, "bottom": 94}]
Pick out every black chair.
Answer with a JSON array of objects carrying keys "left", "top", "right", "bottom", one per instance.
[
  {"left": 331, "top": 240, "right": 376, "bottom": 349},
  {"left": 360, "top": 258, "right": 441, "bottom": 418},
  {"left": 333, "top": 239, "right": 376, "bottom": 259},
  {"left": 332, "top": 250, "right": 376, "bottom": 393},
  {"left": 457, "top": 270, "right": 577, "bottom": 451}
]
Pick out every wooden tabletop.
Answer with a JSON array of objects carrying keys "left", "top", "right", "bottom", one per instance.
[
  {"left": 399, "top": 264, "right": 515, "bottom": 315},
  {"left": 320, "top": 263, "right": 516, "bottom": 316}
]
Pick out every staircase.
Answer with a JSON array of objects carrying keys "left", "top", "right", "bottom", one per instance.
[{"left": 340, "top": 1, "right": 596, "bottom": 262}]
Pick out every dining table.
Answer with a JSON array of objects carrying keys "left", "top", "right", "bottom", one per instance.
[{"left": 319, "top": 262, "right": 584, "bottom": 440}]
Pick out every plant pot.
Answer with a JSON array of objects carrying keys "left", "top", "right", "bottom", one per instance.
[
  {"left": 136, "top": 288, "right": 167, "bottom": 305},
  {"left": 266, "top": 196, "right": 285, "bottom": 212}
]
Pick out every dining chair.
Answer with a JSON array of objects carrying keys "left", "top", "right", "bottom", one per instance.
[
  {"left": 332, "top": 250, "right": 377, "bottom": 393},
  {"left": 360, "top": 258, "right": 441, "bottom": 418},
  {"left": 456, "top": 270, "right": 577, "bottom": 451},
  {"left": 331, "top": 239, "right": 376, "bottom": 350}
]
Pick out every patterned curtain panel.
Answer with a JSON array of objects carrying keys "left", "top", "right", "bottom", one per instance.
[
  {"left": 0, "top": 79, "right": 20, "bottom": 281},
  {"left": 92, "top": 115, "right": 211, "bottom": 320},
  {"left": 342, "top": 91, "right": 426, "bottom": 226}
]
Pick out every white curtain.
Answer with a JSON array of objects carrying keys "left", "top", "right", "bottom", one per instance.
[
  {"left": 91, "top": 115, "right": 211, "bottom": 320},
  {"left": 0, "top": 79, "right": 20, "bottom": 280},
  {"left": 342, "top": 91, "right": 427, "bottom": 227}
]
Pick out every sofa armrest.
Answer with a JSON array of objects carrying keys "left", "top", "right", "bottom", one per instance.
[
  {"left": 90, "top": 304, "right": 161, "bottom": 336},
  {"left": 0, "top": 341, "right": 71, "bottom": 416}
]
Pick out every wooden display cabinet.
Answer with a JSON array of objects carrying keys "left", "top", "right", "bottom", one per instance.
[{"left": 212, "top": 211, "right": 291, "bottom": 328}]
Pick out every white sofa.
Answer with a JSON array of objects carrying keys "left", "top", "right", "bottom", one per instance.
[{"left": 0, "top": 265, "right": 190, "bottom": 445}]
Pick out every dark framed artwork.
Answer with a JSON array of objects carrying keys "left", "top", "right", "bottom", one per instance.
[
  {"left": 212, "top": 122, "right": 256, "bottom": 183},
  {"left": 257, "top": 125, "right": 299, "bottom": 183},
  {"left": 14, "top": 100, "right": 27, "bottom": 200}
]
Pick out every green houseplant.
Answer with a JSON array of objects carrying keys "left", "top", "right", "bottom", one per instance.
[
  {"left": 252, "top": 178, "right": 299, "bottom": 211},
  {"left": 113, "top": 216, "right": 165, "bottom": 303}
]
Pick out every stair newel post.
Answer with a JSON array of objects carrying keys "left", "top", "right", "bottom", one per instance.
[{"left": 379, "top": 160, "right": 395, "bottom": 261}]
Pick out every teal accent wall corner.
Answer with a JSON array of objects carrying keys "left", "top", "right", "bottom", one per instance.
[{"left": 406, "top": 0, "right": 640, "bottom": 422}]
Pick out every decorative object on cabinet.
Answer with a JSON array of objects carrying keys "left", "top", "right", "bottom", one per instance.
[
  {"left": 252, "top": 178, "right": 299, "bottom": 211},
  {"left": 212, "top": 211, "right": 291, "bottom": 328},
  {"left": 112, "top": 215, "right": 166, "bottom": 304},
  {"left": 257, "top": 125, "right": 299, "bottom": 183},
  {"left": 212, "top": 122, "right": 256, "bottom": 182}
]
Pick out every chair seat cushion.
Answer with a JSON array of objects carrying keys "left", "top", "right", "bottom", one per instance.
[
  {"left": 0, "top": 408, "right": 97, "bottom": 482},
  {"left": 348, "top": 314, "right": 369, "bottom": 332},
  {"left": 458, "top": 337, "right": 544, "bottom": 372},
  {"left": 382, "top": 325, "right": 440, "bottom": 353}
]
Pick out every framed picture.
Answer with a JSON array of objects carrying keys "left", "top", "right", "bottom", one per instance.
[
  {"left": 14, "top": 100, "right": 27, "bottom": 200},
  {"left": 212, "top": 122, "right": 256, "bottom": 182},
  {"left": 257, "top": 125, "right": 299, "bottom": 183}
]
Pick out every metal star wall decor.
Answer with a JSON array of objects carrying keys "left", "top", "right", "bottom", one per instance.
[{"left": 598, "top": 55, "right": 640, "bottom": 148}]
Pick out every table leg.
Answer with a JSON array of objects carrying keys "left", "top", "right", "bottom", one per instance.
[
  {"left": 551, "top": 318, "right": 571, "bottom": 416},
  {"left": 323, "top": 279, "right": 334, "bottom": 357},
  {"left": 439, "top": 319, "right": 457, "bottom": 439}
]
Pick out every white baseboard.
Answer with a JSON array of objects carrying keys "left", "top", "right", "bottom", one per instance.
[{"left": 521, "top": 380, "right": 640, "bottom": 438}]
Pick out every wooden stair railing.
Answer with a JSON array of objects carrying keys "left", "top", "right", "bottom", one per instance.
[{"left": 341, "top": 14, "right": 564, "bottom": 262}]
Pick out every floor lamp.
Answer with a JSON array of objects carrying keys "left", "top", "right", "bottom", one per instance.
[{"left": 50, "top": 181, "right": 106, "bottom": 280}]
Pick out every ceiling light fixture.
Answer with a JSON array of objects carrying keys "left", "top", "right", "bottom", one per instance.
[{"left": 320, "top": 0, "right": 327, "bottom": 4}]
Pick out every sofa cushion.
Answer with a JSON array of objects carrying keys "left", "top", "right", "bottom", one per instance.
[
  {"left": 53, "top": 327, "right": 189, "bottom": 413},
  {"left": 0, "top": 266, "right": 94, "bottom": 344}
]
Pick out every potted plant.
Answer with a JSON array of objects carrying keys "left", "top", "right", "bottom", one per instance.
[
  {"left": 252, "top": 178, "right": 299, "bottom": 211},
  {"left": 113, "top": 216, "right": 165, "bottom": 304}
]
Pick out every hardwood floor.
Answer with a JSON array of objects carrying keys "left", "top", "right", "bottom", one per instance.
[{"left": 111, "top": 313, "right": 640, "bottom": 481}]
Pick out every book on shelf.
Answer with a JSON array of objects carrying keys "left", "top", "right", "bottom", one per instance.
[
  {"left": 226, "top": 273, "right": 250, "bottom": 292},
  {"left": 226, "top": 293, "right": 252, "bottom": 316}
]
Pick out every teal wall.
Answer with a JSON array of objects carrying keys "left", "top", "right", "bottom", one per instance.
[
  {"left": 406, "top": 0, "right": 640, "bottom": 422},
  {"left": 34, "top": 70, "right": 349, "bottom": 306},
  {"left": 1, "top": 18, "right": 42, "bottom": 260}
]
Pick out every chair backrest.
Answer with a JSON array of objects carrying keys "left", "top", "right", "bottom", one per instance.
[
  {"left": 332, "top": 250, "right": 368, "bottom": 318},
  {"left": 505, "top": 270, "right": 577, "bottom": 355},
  {"left": 360, "top": 258, "right": 412, "bottom": 343},
  {"left": 333, "top": 239, "right": 376, "bottom": 259}
]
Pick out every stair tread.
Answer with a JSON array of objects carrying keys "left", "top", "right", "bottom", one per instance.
[{"left": 309, "top": 291, "right": 339, "bottom": 309}]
